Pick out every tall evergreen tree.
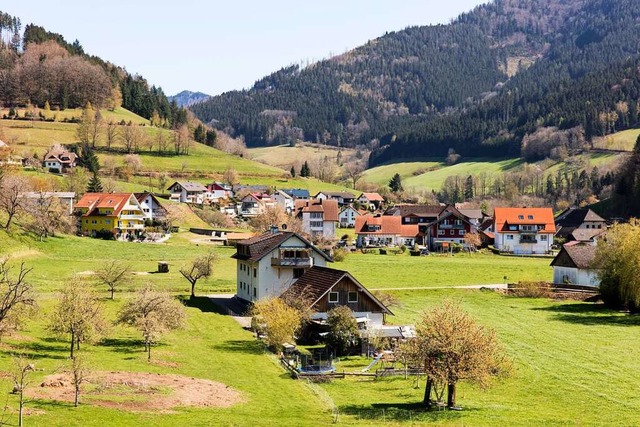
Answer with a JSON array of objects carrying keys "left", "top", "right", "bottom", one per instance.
[
  {"left": 87, "top": 174, "right": 103, "bottom": 193},
  {"left": 389, "top": 173, "right": 403, "bottom": 193}
]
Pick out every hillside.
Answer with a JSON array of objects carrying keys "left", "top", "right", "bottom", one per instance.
[{"left": 191, "top": 0, "right": 640, "bottom": 166}]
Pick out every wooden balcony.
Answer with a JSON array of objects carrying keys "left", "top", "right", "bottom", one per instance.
[{"left": 271, "top": 257, "right": 313, "bottom": 268}]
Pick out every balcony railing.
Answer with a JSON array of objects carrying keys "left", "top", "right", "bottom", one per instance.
[
  {"left": 519, "top": 239, "right": 538, "bottom": 244},
  {"left": 120, "top": 214, "right": 145, "bottom": 220},
  {"left": 439, "top": 224, "right": 465, "bottom": 229},
  {"left": 271, "top": 258, "right": 313, "bottom": 268}
]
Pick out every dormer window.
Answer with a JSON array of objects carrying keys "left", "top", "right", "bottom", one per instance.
[
  {"left": 518, "top": 215, "right": 524, "bottom": 220},
  {"left": 528, "top": 215, "right": 534, "bottom": 220}
]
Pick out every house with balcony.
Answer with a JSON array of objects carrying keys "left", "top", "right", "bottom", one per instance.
[
  {"left": 295, "top": 198, "right": 339, "bottom": 239},
  {"left": 554, "top": 207, "right": 607, "bottom": 240},
  {"left": 493, "top": 207, "right": 556, "bottom": 254},
  {"left": 237, "top": 193, "right": 276, "bottom": 217},
  {"left": 384, "top": 204, "right": 445, "bottom": 226},
  {"left": 232, "top": 229, "right": 333, "bottom": 302},
  {"left": 134, "top": 192, "right": 167, "bottom": 223},
  {"left": 273, "top": 190, "right": 295, "bottom": 214},
  {"left": 75, "top": 193, "right": 146, "bottom": 238},
  {"left": 422, "top": 205, "right": 477, "bottom": 251},
  {"left": 281, "top": 266, "right": 392, "bottom": 327},
  {"left": 43, "top": 147, "right": 77, "bottom": 173},
  {"left": 355, "top": 215, "right": 418, "bottom": 247},
  {"left": 205, "top": 182, "right": 234, "bottom": 203},
  {"left": 357, "top": 192, "right": 385, "bottom": 211},
  {"left": 167, "top": 181, "right": 208, "bottom": 204},
  {"left": 339, "top": 205, "right": 362, "bottom": 228}
]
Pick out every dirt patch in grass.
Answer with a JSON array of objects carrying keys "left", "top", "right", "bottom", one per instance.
[{"left": 30, "top": 371, "right": 244, "bottom": 412}]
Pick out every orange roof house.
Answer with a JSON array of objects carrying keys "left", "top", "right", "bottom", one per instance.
[
  {"left": 75, "top": 193, "right": 145, "bottom": 238},
  {"left": 493, "top": 207, "right": 556, "bottom": 254},
  {"left": 355, "top": 215, "right": 418, "bottom": 247}
]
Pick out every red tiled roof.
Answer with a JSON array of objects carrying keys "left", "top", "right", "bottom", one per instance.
[
  {"left": 400, "top": 224, "right": 419, "bottom": 237},
  {"left": 355, "top": 215, "right": 402, "bottom": 235},
  {"left": 359, "top": 192, "right": 384, "bottom": 202},
  {"left": 494, "top": 207, "right": 556, "bottom": 234},
  {"left": 75, "top": 193, "right": 134, "bottom": 217},
  {"left": 295, "top": 198, "right": 339, "bottom": 222}
]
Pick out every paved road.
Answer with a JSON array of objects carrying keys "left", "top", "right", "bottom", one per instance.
[{"left": 368, "top": 284, "right": 508, "bottom": 291}]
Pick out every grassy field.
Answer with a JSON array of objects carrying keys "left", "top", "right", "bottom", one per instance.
[
  {"left": 248, "top": 143, "right": 357, "bottom": 168},
  {"left": 1, "top": 107, "right": 149, "bottom": 125},
  {"left": 593, "top": 128, "right": 640, "bottom": 151},
  {"left": 320, "top": 288, "right": 640, "bottom": 426}
]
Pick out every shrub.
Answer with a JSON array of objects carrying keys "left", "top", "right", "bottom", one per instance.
[
  {"left": 510, "top": 281, "right": 552, "bottom": 298},
  {"left": 332, "top": 248, "right": 348, "bottom": 262}
]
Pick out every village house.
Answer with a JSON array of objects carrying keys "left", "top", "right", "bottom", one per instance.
[
  {"left": 357, "top": 192, "right": 385, "bottom": 211},
  {"left": 134, "top": 192, "right": 167, "bottom": 223},
  {"left": 43, "top": 148, "right": 77, "bottom": 173},
  {"left": 295, "top": 198, "right": 339, "bottom": 239},
  {"left": 339, "top": 205, "right": 362, "bottom": 228},
  {"left": 493, "top": 207, "right": 556, "bottom": 254},
  {"left": 384, "top": 204, "right": 444, "bottom": 225},
  {"left": 237, "top": 193, "right": 276, "bottom": 217},
  {"left": 315, "top": 191, "right": 356, "bottom": 207},
  {"left": 421, "top": 205, "right": 477, "bottom": 251},
  {"left": 232, "top": 229, "right": 333, "bottom": 302},
  {"left": 167, "top": 181, "right": 208, "bottom": 204},
  {"left": 281, "top": 266, "right": 392, "bottom": 328},
  {"left": 555, "top": 207, "right": 607, "bottom": 240},
  {"left": 205, "top": 182, "right": 234, "bottom": 202},
  {"left": 550, "top": 243, "right": 599, "bottom": 287},
  {"left": 272, "top": 190, "right": 295, "bottom": 214},
  {"left": 20, "top": 192, "right": 76, "bottom": 215},
  {"left": 75, "top": 193, "right": 146, "bottom": 238},
  {"left": 281, "top": 188, "right": 310, "bottom": 200},
  {"left": 355, "top": 215, "right": 418, "bottom": 247}
]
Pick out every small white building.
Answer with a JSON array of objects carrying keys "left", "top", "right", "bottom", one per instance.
[
  {"left": 493, "top": 207, "right": 556, "bottom": 254},
  {"left": 339, "top": 205, "right": 362, "bottom": 228},
  {"left": 357, "top": 192, "right": 384, "bottom": 210},
  {"left": 315, "top": 191, "right": 356, "bottom": 206},
  {"left": 551, "top": 243, "right": 599, "bottom": 287},
  {"left": 273, "top": 190, "right": 295, "bottom": 214},
  {"left": 167, "top": 181, "right": 208, "bottom": 204},
  {"left": 20, "top": 192, "right": 76, "bottom": 215},
  {"left": 232, "top": 230, "right": 333, "bottom": 302}
]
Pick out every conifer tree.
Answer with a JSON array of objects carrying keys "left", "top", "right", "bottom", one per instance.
[{"left": 87, "top": 174, "right": 103, "bottom": 193}]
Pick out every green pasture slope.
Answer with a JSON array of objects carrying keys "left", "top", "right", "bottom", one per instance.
[{"left": 1, "top": 227, "right": 638, "bottom": 425}]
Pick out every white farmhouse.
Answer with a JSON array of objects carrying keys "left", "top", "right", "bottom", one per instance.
[
  {"left": 167, "top": 181, "right": 208, "bottom": 204},
  {"left": 493, "top": 207, "right": 556, "bottom": 254},
  {"left": 134, "top": 192, "right": 167, "bottom": 223},
  {"left": 232, "top": 229, "right": 333, "bottom": 302},
  {"left": 339, "top": 205, "right": 362, "bottom": 228},
  {"left": 295, "top": 198, "right": 339, "bottom": 239}
]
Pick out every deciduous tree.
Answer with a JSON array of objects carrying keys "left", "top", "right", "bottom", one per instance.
[
  {"left": 0, "top": 174, "right": 29, "bottom": 230},
  {"left": 95, "top": 260, "right": 130, "bottom": 299},
  {"left": 48, "top": 280, "right": 107, "bottom": 358},
  {"left": 326, "top": 306, "right": 359, "bottom": 356},
  {"left": 0, "top": 259, "right": 36, "bottom": 339},
  {"left": 116, "top": 285, "right": 186, "bottom": 360},
  {"left": 179, "top": 253, "right": 215, "bottom": 298},
  {"left": 251, "top": 297, "right": 302, "bottom": 352}
]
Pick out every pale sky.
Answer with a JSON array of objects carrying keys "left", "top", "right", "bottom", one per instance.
[{"left": 5, "top": 1, "right": 488, "bottom": 97}]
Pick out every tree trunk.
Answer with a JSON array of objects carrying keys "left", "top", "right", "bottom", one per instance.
[
  {"left": 4, "top": 213, "right": 14, "bottom": 230},
  {"left": 423, "top": 378, "right": 433, "bottom": 408},
  {"left": 74, "top": 385, "right": 79, "bottom": 407},
  {"left": 110, "top": 286, "right": 115, "bottom": 300},
  {"left": 18, "top": 389, "right": 23, "bottom": 427},
  {"left": 447, "top": 383, "right": 456, "bottom": 408},
  {"left": 190, "top": 281, "right": 196, "bottom": 299},
  {"left": 147, "top": 340, "right": 151, "bottom": 361},
  {"left": 70, "top": 331, "right": 75, "bottom": 359}
]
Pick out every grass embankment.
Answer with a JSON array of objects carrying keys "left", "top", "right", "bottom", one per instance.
[
  {"left": 593, "top": 128, "right": 640, "bottom": 151},
  {"left": 248, "top": 144, "right": 357, "bottom": 168}
]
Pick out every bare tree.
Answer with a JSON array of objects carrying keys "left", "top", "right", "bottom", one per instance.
[
  {"left": 179, "top": 253, "right": 215, "bottom": 298},
  {"left": 121, "top": 125, "right": 143, "bottom": 153},
  {"left": 344, "top": 161, "right": 365, "bottom": 189},
  {"left": 0, "top": 175, "right": 29, "bottom": 230},
  {"left": 173, "top": 125, "right": 190, "bottom": 155},
  {"left": 48, "top": 280, "right": 107, "bottom": 358},
  {"left": 70, "top": 355, "right": 89, "bottom": 407},
  {"left": 11, "top": 355, "right": 34, "bottom": 427},
  {"left": 222, "top": 167, "right": 239, "bottom": 186},
  {"left": 24, "top": 193, "right": 74, "bottom": 241},
  {"left": 116, "top": 285, "right": 186, "bottom": 360},
  {"left": 0, "top": 259, "right": 36, "bottom": 339},
  {"left": 95, "top": 260, "right": 130, "bottom": 299},
  {"left": 104, "top": 122, "right": 119, "bottom": 150},
  {"left": 75, "top": 102, "right": 94, "bottom": 145},
  {"left": 89, "top": 110, "right": 103, "bottom": 148},
  {"left": 156, "top": 130, "right": 169, "bottom": 154}
]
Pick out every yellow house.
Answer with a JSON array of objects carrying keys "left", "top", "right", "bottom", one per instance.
[{"left": 75, "top": 193, "right": 146, "bottom": 238}]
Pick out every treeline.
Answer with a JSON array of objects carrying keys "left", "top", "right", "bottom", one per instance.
[{"left": 0, "top": 15, "right": 186, "bottom": 128}]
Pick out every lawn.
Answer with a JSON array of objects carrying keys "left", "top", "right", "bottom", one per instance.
[
  {"left": 593, "top": 128, "right": 640, "bottom": 151},
  {"left": 248, "top": 143, "right": 356, "bottom": 169},
  {"left": 338, "top": 251, "right": 552, "bottom": 290},
  {"left": 319, "top": 288, "right": 640, "bottom": 426}
]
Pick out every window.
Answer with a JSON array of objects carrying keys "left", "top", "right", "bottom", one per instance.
[
  {"left": 528, "top": 215, "right": 534, "bottom": 220},
  {"left": 438, "top": 230, "right": 445, "bottom": 235},
  {"left": 328, "top": 292, "right": 339, "bottom": 303},
  {"left": 105, "top": 220, "right": 110, "bottom": 224},
  {"left": 455, "top": 219, "right": 462, "bottom": 225},
  {"left": 348, "top": 292, "right": 358, "bottom": 303},
  {"left": 310, "top": 212, "right": 323, "bottom": 219},
  {"left": 253, "top": 288, "right": 256, "bottom": 297},
  {"left": 253, "top": 268, "right": 257, "bottom": 278},
  {"left": 449, "top": 230, "right": 455, "bottom": 235},
  {"left": 458, "top": 230, "right": 465, "bottom": 236},
  {"left": 540, "top": 235, "right": 548, "bottom": 241},
  {"left": 310, "top": 221, "right": 323, "bottom": 228},
  {"left": 506, "top": 235, "right": 514, "bottom": 240},
  {"left": 518, "top": 215, "right": 524, "bottom": 220},
  {"left": 293, "top": 268, "right": 304, "bottom": 279},
  {"left": 598, "top": 224, "right": 602, "bottom": 229}
]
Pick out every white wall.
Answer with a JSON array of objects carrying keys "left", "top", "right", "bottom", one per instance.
[
  {"left": 553, "top": 266, "right": 600, "bottom": 287},
  {"left": 495, "top": 231, "right": 552, "bottom": 254}
]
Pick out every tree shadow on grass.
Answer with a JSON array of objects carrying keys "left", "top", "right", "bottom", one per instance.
[
  {"left": 5, "top": 338, "right": 69, "bottom": 360},
  {"left": 533, "top": 303, "right": 640, "bottom": 326},
  {"left": 212, "top": 340, "right": 264, "bottom": 355},
  {"left": 340, "top": 402, "right": 475, "bottom": 422},
  {"left": 100, "top": 338, "right": 142, "bottom": 354},
  {"left": 181, "top": 296, "right": 228, "bottom": 315}
]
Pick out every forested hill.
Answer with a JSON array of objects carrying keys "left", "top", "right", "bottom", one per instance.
[
  {"left": 169, "top": 91, "right": 210, "bottom": 108},
  {"left": 191, "top": 0, "right": 640, "bottom": 165},
  {"left": 0, "top": 14, "right": 187, "bottom": 127}
]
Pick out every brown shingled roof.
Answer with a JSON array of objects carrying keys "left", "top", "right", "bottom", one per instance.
[
  {"left": 281, "top": 266, "right": 391, "bottom": 314},
  {"left": 550, "top": 244, "right": 597, "bottom": 269},
  {"left": 232, "top": 231, "right": 333, "bottom": 262}
]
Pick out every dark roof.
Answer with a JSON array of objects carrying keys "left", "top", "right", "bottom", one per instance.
[
  {"left": 568, "top": 228, "right": 606, "bottom": 243},
  {"left": 550, "top": 244, "right": 597, "bottom": 269},
  {"left": 384, "top": 204, "right": 444, "bottom": 217},
  {"left": 556, "top": 208, "right": 605, "bottom": 227},
  {"left": 317, "top": 191, "right": 356, "bottom": 199},
  {"left": 168, "top": 181, "right": 207, "bottom": 192},
  {"left": 232, "top": 231, "right": 333, "bottom": 262},
  {"left": 282, "top": 188, "right": 310, "bottom": 198},
  {"left": 281, "top": 266, "right": 391, "bottom": 314}
]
